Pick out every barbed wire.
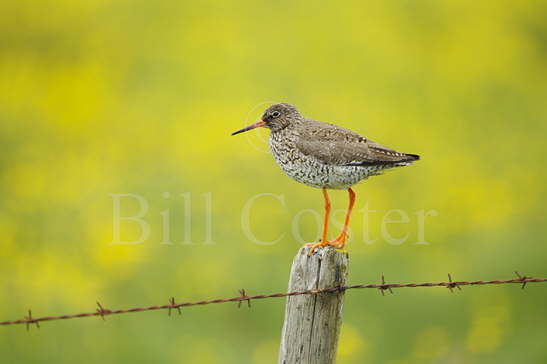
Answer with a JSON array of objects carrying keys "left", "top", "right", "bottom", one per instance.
[{"left": 2, "top": 271, "right": 545, "bottom": 330}]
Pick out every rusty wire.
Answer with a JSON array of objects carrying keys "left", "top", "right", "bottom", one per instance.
[{"left": 1, "top": 271, "right": 545, "bottom": 329}]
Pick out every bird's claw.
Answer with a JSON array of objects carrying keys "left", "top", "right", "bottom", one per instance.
[
  {"left": 331, "top": 232, "right": 348, "bottom": 250},
  {"left": 305, "top": 239, "right": 343, "bottom": 256}
]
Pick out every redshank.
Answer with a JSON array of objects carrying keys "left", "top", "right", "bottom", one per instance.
[{"left": 232, "top": 103, "right": 419, "bottom": 255}]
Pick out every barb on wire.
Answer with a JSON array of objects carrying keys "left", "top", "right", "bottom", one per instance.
[
  {"left": 378, "top": 275, "right": 394, "bottom": 295},
  {"left": 24, "top": 310, "right": 39, "bottom": 331},
  {"left": 238, "top": 289, "right": 251, "bottom": 308},
  {"left": 447, "top": 273, "right": 461, "bottom": 293},
  {"left": 1, "top": 273, "right": 546, "bottom": 329},
  {"left": 168, "top": 297, "right": 181, "bottom": 316},
  {"left": 515, "top": 271, "right": 528, "bottom": 289},
  {"left": 96, "top": 302, "right": 110, "bottom": 321}
]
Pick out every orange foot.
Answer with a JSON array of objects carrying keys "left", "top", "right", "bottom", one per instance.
[
  {"left": 331, "top": 232, "right": 348, "bottom": 249},
  {"left": 305, "top": 240, "right": 339, "bottom": 256}
]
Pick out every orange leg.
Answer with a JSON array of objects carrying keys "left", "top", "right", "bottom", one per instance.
[
  {"left": 332, "top": 188, "right": 356, "bottom": 249},
  {"left": 305, "top": 188, "right": 337, "bottom": 255}
]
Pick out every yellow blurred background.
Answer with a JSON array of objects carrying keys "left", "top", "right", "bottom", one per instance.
[{"left": 1, "top": 1, "right": 546, "bottom": 363}]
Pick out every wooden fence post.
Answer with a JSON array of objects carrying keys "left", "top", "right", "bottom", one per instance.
[{"left": 279, "top": 246, "right": 349, "bottom": 364}]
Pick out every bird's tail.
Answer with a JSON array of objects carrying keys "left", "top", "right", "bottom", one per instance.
[
  {"left": 391, "top": 153, "right": 420, "bottom": 167},
  {"left": 403, "top": 153, "right": 420, "bottom": 162}
]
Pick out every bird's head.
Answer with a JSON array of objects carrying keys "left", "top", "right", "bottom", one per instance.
[{"left": 231, "top": 103, "right": 300, "bottom": 135}]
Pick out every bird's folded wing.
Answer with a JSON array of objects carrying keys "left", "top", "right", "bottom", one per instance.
[{"left": 296, "top": 120, "right": 414, "bottom": 166}]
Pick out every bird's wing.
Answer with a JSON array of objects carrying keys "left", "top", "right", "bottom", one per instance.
[{"left": 295, "top": 119, "right": 418, "bottom": 166}]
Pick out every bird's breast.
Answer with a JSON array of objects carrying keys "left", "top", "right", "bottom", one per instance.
[{"left": 268, "top": 133, "right": 342, "bottom": 189}]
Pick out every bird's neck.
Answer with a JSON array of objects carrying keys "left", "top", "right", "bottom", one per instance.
[{"left": 269, "top": 123, "right": 299, "bottom": 145}]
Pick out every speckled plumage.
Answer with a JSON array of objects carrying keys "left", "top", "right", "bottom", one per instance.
[
  {"left": 263, "top": 103, "right": 419, "bottom": 190},
  {"left": 231, "top": 102, "right": 420, "bottom": 252}
]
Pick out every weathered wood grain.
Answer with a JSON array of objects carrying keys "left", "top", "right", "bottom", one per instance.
[{"left": 279, "top": 246, "right": 349, "bottom": 364}]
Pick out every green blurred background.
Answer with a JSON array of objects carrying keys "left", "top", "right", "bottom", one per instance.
[{"left": 1, "top": 1, "right": 547, "bottom": 363}]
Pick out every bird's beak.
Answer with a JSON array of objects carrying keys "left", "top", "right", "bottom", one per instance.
[{"left": 231, "top": 120, "right": 266, "bottom": 136}]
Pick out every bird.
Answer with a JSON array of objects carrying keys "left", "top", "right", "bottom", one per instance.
[{"left": 231, "top": 103, "right": 419, "bottom": 255}]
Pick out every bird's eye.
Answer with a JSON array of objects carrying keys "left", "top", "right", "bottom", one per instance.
[{"left": 271, "top": 111, "right": 281, "bottom": 118}]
